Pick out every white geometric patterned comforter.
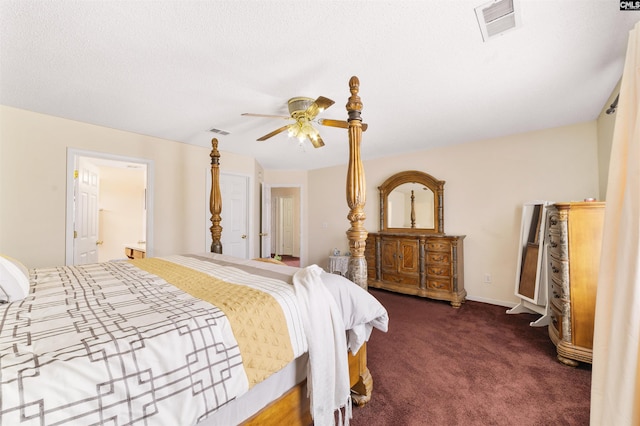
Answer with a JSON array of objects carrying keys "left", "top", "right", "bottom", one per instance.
[{"left": 0, "top": 255, "right": 307, "bottom": 425}]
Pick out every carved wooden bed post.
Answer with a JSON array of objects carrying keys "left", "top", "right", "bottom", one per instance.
[
  {"left": 345, "top": 76, "right": 374, "bottom": 406},
  {"left": 210, "top": 138, "right": 223, "bottom": 254},
  {"left": 345, "top": 76, "right": 368, "bottom": 289}
]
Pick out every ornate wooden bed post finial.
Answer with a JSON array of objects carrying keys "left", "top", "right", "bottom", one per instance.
[
  {"left": 345, "top": 76, "right": 368, "bottom": 289},
  {"left": 210, "top": 138, "right": 223, "bottom": 254}
]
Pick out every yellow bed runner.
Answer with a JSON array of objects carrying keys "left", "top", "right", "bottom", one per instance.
[{"left": 130, "top": 257, "right": 294, "bottom": 387}]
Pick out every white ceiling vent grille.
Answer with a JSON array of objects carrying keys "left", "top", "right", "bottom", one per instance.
[
  {"left": 209, "top": 128, "right": 230, "bottom": 136},
  {"left": 475, "top": 0, "right": 520, "bottom": 42}
]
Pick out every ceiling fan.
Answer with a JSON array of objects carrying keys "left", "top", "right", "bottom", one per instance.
[{"left": 242, "top": 96, "right": 367, "bottom": 148}]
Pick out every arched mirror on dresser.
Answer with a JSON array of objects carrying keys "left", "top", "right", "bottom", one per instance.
[{"left": 365, "top": 170, "right": 466, "bottom": 307}]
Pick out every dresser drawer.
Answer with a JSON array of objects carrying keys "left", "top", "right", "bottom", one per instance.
[
  {"left": 426, "top": 240, "right": 451, "bottom": 252},
  {"left": 427, "top": 251, "right": 450, "bottom": 264},
  {"left": 547, "top": 211, "right": 562, "bottom": 234},
  {"left": 550, "top": 302, "right": 563, "bottom": 338},
  {"left": 427, "top": 265, "right": 451, "bottom": 277},
  {"left": 550, "top": 291, "right": 572, "bottom": 342},
  {"left": 547, "top": 232, "right": 568, "bottom": 259},
  {"left": 550, "top": 279, "right": 569, "bottom": 303},
  {"left": 426, "top": 278, "right": 452, "bottom": 291},
  {"left": 381, "top": 272, "right": 418, "bottom": 287},
  {"left": 548, "top": 256, "right": 569, "bottom": 286}
]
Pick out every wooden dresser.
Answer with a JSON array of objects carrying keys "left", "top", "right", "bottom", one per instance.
[
  {"left": 365, "top": 232, "right": 466, "bottom": 307},
  {"left": 547, "top": 201, "right": 605, "bottom": 366},
  {"left": 369, "top": 170, "right": 465, "bottom": 307}
]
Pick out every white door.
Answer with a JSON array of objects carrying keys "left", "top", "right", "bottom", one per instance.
[
  {"left": 74, "top": 158, "right": 100, "bottom": 264},
  {"left": 260, "top": 184, "right": 272, "bottom": 258},
  {"left": 220, "top": 174, "right": 249, "bottom": 258},
  {"left": 272, "top": 196, "right": 280, "bottom": 256},
  {"left": 281, "top": 197, "right": 294, "bottom": 255}
]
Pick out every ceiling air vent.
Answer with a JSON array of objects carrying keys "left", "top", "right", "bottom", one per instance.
[
  {"left": 209, "top": 128, "right": 230, "bottom": 136},
  {"left": 475, "top": 0, "right": 520, "bottom": 42}
]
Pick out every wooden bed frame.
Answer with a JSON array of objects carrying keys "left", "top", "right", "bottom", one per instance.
[{"left": 208, "top": 76, "right": 372, "bottom": 425}]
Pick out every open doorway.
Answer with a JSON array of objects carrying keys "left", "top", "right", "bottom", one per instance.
[
  {"left": 261, "top": 184, "right": 301, "bottom": 267},
  {"left": 65, "top": 149, "right": 154, "bottom": 265}
]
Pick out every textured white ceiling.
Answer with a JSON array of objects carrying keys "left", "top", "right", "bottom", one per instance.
[{"left": 1, "top": 1, "right": 638, "bottom": 170}]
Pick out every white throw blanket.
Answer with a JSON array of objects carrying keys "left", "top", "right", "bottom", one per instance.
[{"left": 293, "top": 265, "right": 352, "bottom": 426}]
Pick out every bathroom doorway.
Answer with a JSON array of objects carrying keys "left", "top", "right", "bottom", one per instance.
[{"left": 65, "top": 149, "right": 154, "bottom": 265}]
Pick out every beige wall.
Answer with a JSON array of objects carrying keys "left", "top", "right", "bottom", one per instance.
[
  {"left": 307, "top": 121, "right": 599, "bottom": 306},
  {"left": 97, "top": 165, "right": 146, "bottom": 262},
  {"left": 0, "top": 106, "right": 257, "bottom": 268},
  {"left": 1, "top": 104, "right": 610, "bottom": 307}
]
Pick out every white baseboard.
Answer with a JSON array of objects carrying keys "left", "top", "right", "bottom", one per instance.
[{"left": 465, "top": 295, "right": 517, "bottom": 309}]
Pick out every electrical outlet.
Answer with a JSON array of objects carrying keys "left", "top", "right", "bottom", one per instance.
[{"left": 483, "top": 273, "right": 492, "bottom": 284}]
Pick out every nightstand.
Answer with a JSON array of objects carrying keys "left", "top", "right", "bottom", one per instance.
[{"left": 328, "top": 255, "right": 349, "bottom": 276}]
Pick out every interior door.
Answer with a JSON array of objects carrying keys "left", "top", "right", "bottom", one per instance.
[
  {"left": 74, "top": 158, "right": 100, "bottom": 265},
  {"left": 260, "top": 185, "right": 301, "bottom": 260},
  {"left": 220, "top": 173, "right": 249, "bottom": 258},
  {"left": 260, "top": 184, "right": 272, "bottom": 258},
  {"left": 281, "top": 197, "right": 294, "bottom": 255},
  {"left": 271, "top": 196, "right": 279, "bottom": 256}
]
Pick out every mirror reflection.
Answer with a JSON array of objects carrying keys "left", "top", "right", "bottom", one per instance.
[
  {"left": 378, "top": 170, "right": 445, "bottom": 234},
  {"left": 387, "top": 183, "right": 435, "bottom": 229}
]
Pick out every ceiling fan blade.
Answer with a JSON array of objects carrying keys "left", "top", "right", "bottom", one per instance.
[
  {"left": 305, "top": 96, "right": 335, "bottom": 119},
  {"left": 314, "top": 96, "right": 335, "bottom": 110},
  {"left": 318, "top": 118, "right": 347, "bottom": 128},
  {"left": 242, "top": 113, "right": 291, "bottom": 120},
  {"left": 257, "top": 125, "right": 290, "bottom": 141},
  {"left": 318, "top": 118, "right": 368, "bottom": 131},
  {"left": 309, "top": 134, "right": 325, "bottom": 148}
]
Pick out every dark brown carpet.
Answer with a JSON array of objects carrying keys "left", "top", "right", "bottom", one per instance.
[
  {"left": 279, "top": 255, "right": 300, "bottom": 267},
  {"left": 351, "top": 289, "right": 591, "bottom": 426}
]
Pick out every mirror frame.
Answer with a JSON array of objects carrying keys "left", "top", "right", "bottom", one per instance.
[{"left": 378, "top": 170, "right": 445, "bottom": 234}]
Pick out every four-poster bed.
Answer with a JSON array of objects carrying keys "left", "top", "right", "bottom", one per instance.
[
  {"left": 208, "top": 76, "right": 376, "bottom": 423},
  {"left": 0, "top": 76, "right": 385, "bottom": 426}
]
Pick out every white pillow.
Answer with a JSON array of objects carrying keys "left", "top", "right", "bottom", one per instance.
[
  {"left": 320, "top": 271, "right": 389, "bottom": 353},
  {"left": 0, "top": 255, "right": 30, "bottom": 302}
]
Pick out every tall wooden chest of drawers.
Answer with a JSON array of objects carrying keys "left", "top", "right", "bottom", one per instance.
[
  {"left": 365, "top": 232, "right": 466, "bottom": 307},
  {"left": 547, "top": 202, "right": 605, "bottom": 366}
]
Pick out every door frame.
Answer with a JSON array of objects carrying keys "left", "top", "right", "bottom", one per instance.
[
  {"left": 65, "top": 148, "right": 155, "bottom": 265},
  {"left": 261, "top": 184, "right": 303, "bottom": 263}
]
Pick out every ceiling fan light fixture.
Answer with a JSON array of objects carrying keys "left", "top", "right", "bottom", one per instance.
[
  {"left": 287, "top": 120, "right": 319, "bottom": 143},
  {"left": 308, "top": 131, "right": 319, "bottom": 142},
  {"left": 288, "top": 97, "right": 315, "bottom": 117},
  {"left": 244, "top": 95, "right": 339, "bottom": 148},
  {"left": 287, "top": 123, "right": 298, "bottom": 138}
]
